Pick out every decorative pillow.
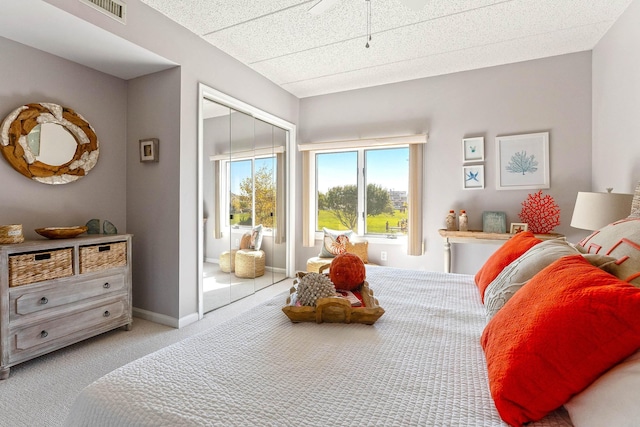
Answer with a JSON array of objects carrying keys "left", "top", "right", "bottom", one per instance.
[
  {"left": 481, "top": 255, "right": 640, "bottom": 427},
  {"left": 239, "top": 232, "right": 252, "bottom": 249},
  {"left": 474, "top": 231, "right": 542, "bottom": 302},
  {"left": 320, "top": 228, "right": 352, "bottom": 258},
  {"left": 564, "top": 350, "right": 640, "bottom": 427},
  {"left": 629, "top": 181, "right": 640, "bottom": 218},
  {"left": 484, "top": 239, "right": 579, "bottom": 319},
  {"left": 345, "top": 240, "right": 368, "bottom": 264},
  {"left": 576, "top": 217, "right": 640, "bottom": 287},
  {"left": 250, "top": 224, "right": 263, "bottom": 250}
]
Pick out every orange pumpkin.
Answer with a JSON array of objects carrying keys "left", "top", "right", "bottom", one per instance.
[{"left": 330, "top": 252, "right": 366, "bottom": 290}]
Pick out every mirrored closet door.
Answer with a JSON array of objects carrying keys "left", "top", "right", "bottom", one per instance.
[{"left": 200, "top": 89, "right": 292, "bottom": 315}]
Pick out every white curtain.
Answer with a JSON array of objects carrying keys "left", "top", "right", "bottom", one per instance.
[
  {"left": 407, "top": 143, "right": 424, "bottom": 256},
  {"left": 275, "top": 152, "right": 286, "bottom": 244}
]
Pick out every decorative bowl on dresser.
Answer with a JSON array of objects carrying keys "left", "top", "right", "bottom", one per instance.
[{"left": 0, "top": 234, "right": 133, "bottom": 379}]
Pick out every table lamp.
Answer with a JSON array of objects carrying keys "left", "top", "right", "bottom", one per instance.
[{"left": 570, "top": 189, "right": 633, "bottom": 231}]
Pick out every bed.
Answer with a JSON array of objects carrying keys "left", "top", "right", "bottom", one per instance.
[
  {"left": 66, "top": 267, "right": 571, "bottom": 426},
  {"left": 66, "top": 216, "right": 640, "bottom": 427}
]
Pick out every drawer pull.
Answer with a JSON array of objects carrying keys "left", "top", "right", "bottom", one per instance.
[
  {"left": 103, "top": 282, "right": 110, "bottom": 289},
  {"left": 40, "top": 297, "right": 48, "bottom": 305},
  {"left": 98, "top": 245, "right": 111, "bottom": 252},
  {"left": 40, "top": 330, "right": 48, "bottom": 338},
  {"left": 103, "top": 310, "right": 110, "bottom": 317},
  {"left": 34, "top": 253, "right": 52, "bottom": 261}
]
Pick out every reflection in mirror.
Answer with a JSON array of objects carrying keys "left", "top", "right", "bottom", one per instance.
[
  {"left": 201, "top": 98, "right": 288, "bottom": 314},
  {"left": 29, "top": 123, "right": 78, "bottom": 166},
  {"left": 0, "top": 103, "right": 99, "bottom": 184}
]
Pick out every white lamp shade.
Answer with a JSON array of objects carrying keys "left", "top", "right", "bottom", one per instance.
[{"left": 570, "top": 192, "right": 634, "bottom": 231}]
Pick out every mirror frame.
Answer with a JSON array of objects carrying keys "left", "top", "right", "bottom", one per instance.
[{"left": 0, "top": 102, "right": 99, "bottom": 184}]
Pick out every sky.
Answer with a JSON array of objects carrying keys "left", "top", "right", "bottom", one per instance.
[{"left": 317, "top": 147, "right": 409, "bottom": 193}]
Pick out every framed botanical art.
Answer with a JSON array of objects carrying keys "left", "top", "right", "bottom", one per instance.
[
  {"left": 496, "top": 132, "right": 549, "bottom": 190},
  {"left": 463, "top": 165, "right": 484, "bottom": 189},
  {"left": 462, "top": 136, "right": 484, "bottom": 163}
]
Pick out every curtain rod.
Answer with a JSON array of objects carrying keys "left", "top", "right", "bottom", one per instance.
[{"left": 298, "top": 133, "right": 428, "bottom": 152}]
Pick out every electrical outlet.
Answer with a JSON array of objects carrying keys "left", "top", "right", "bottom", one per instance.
[{"left": 381, "top": 251, "right": 387, "bottom": 261}]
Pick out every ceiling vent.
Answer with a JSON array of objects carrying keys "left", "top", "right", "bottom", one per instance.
[{"left": 80, "top": 0, "right": 126, "bottom": 24}]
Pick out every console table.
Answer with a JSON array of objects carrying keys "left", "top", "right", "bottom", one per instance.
[{"left": 438, "top": 229, "right": 565, "bottom": 273}]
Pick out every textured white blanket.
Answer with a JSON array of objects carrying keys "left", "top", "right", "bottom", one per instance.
[{"left": 66, "top": 267, "right": 572, "bottom": 426}]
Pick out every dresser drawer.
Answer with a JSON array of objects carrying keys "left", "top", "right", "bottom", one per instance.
[
  {"left": 9, "top": 247, "right": 73, "bottom": 287},
  {"left": 80, "top": 241, "right": 127, "bottom": 273},
  {"left": 12, "top": 299, "right": 127, "bottom": 352},
  {"left": 10, "top": 275, "right": 126, "bottom": 319}
]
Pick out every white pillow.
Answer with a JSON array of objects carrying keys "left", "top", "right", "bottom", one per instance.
[{"left": 564, "top": 350, "right": 640, "bottom": 427}]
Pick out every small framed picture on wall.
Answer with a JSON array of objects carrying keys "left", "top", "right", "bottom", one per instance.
[
  {"left": 463, "top": 165, "right": 484, "bottom": 190},
  {"left": 139, "top": 138, "right": 159, "bottom": 163},
  {"left": 462, "top": 136, "right": 484, "bottom": 163}
]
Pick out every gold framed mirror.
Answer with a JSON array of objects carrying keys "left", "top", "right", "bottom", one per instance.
[{"left": 0, "top": 103, "right": 99, "bottom": 184}]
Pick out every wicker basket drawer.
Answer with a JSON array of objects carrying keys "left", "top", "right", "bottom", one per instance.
[
  {"left": 9, "top": 248, "right": 74, "bottom": 287},
  {"left": 80, "top": 242, "right": 127, "bottom": 273}
]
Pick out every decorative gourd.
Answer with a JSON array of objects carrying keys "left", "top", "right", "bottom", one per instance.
[
  {"left": 330, "top": 253, "right": 366, "bottom": 291},
  {"left": 297, "top": 272, "right": 336, "bottom": 306}
]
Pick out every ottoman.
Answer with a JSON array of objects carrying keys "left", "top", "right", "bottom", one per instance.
[
  {"left": 235, "top": 249, "right": 265, "bottom": 278},
  {"left": 219, "top": 249, "right": 238, "bottom": 273}
]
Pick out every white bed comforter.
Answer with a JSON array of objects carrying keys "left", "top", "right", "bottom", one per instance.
[{"left": 65, "top": 267, "right": 573, "bottom": 427}]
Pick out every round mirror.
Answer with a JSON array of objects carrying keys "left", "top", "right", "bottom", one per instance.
[{"left": 0, "top": 103, "right": 99, "bottom": 184}]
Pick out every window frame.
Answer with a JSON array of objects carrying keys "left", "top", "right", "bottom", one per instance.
[
  {"left": 299, "top": 134, "right": 427, "bottom": 250},
  {"left": 314, "top": 146, "right": 410, "bottom": 240}
]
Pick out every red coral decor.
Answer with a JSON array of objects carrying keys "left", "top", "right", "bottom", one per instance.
[{"left": 518, "top": 190, "right": 561, "bottom": 234}]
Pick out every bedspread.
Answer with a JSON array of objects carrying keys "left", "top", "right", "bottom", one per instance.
[{"left": 65, "top": 267, "right": 573, "bottom": 426}]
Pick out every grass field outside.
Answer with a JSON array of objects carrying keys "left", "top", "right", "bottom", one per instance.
[{"left": 318, "top": 209, "right": 408, "bottom": 234}]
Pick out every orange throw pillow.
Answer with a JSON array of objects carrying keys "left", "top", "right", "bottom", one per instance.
[
  {"left": 474, "top": 231, "right": 541, "bottom": 302},
  {"left": 481, "top": 255, "right": 640, "bottom": 426}
]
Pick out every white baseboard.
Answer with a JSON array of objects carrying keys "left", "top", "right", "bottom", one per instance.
[{"left": 133, "top": 307, "right": 199, "bottom": 329}]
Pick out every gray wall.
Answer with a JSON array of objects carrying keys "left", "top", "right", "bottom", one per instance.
[
  {"left": 0, "top": 36, "right": 127, "bottom": 240},
  {"left": 592, "top": 0, "right": 640, "bottom": 193},
  {"left": 12, "top": 0, "right": 299, "bottom": 325},
  {"left": 299, "top": 53, "right": 593, "bottom": 274}
]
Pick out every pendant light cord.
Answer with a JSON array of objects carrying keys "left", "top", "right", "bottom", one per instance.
[{"left": 365, "top": 0, "right": 371, "bottom": 48}]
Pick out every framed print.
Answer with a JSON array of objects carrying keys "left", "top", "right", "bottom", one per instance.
[
  {"left": 139, "top": 138, "right": 159, "bottom": 162},
  {"left": 482, "top": 211, "right": 507, "bottom": 233},
  {"left": 463, "top": 165, "right": 484, "bottom": 189},
  {"left": 510, "top": 222, "right": 528, "bottom": 234},
  {"left": 496, "top": 132, "right": 549, "bottom": 190},
  {"left": 462, "top": 136, "right": 484, "bottom": 163}
]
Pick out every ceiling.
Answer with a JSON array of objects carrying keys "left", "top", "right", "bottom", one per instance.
[{"left": 138, "top": 0, "right": 633, "bottom": 98}]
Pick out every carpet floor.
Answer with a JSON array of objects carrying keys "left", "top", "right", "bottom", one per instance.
[{"left": 0, "top": 279, "right": 293, "bottom": 427}]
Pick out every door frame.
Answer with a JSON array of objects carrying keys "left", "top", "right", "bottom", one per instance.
[{"left": 197, "top": 83, "right": 296, "bottom": 319}]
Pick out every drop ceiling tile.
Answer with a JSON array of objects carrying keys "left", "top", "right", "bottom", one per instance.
[{"left": 284, "top": 21, "right": 612, "bottom": 97}]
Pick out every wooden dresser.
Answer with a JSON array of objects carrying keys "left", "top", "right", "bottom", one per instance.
[{"left": 0, "top": 234, "right": 132, "bottom": 379}]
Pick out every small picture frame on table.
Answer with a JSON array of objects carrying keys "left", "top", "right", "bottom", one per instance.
[
  {"left": 462, "top": 136, "right": 484, "bottom": 163},
  {"left": 139, "top": 138, "right": 159, "bottom": 163},
  {"left": 463, "top": 165, "right": 484, "bottom": 189},
  {"left": 482, "top": 211, "right": 507, "bottom": 233},
  {"left": 510, "top": 223, "right": 528, "bottom": 234}
]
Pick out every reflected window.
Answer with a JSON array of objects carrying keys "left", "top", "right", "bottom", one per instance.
[{"left": 226, "top": 156, "right": 276, "bottom": 229}]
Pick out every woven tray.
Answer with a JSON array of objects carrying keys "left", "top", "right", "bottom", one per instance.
[{"left": 282, "top": 271, "right": 385, "bottom": 325}]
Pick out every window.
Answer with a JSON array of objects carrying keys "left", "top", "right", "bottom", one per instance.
[
  {"left": 225, "top": 156, "right": 276, "bottom": 230},
  {"left": 300, "top": 134, "right": 426, "bottom": 255},
  {"left": 315, "top": 148, "right": 409, "bottom": 237}
]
